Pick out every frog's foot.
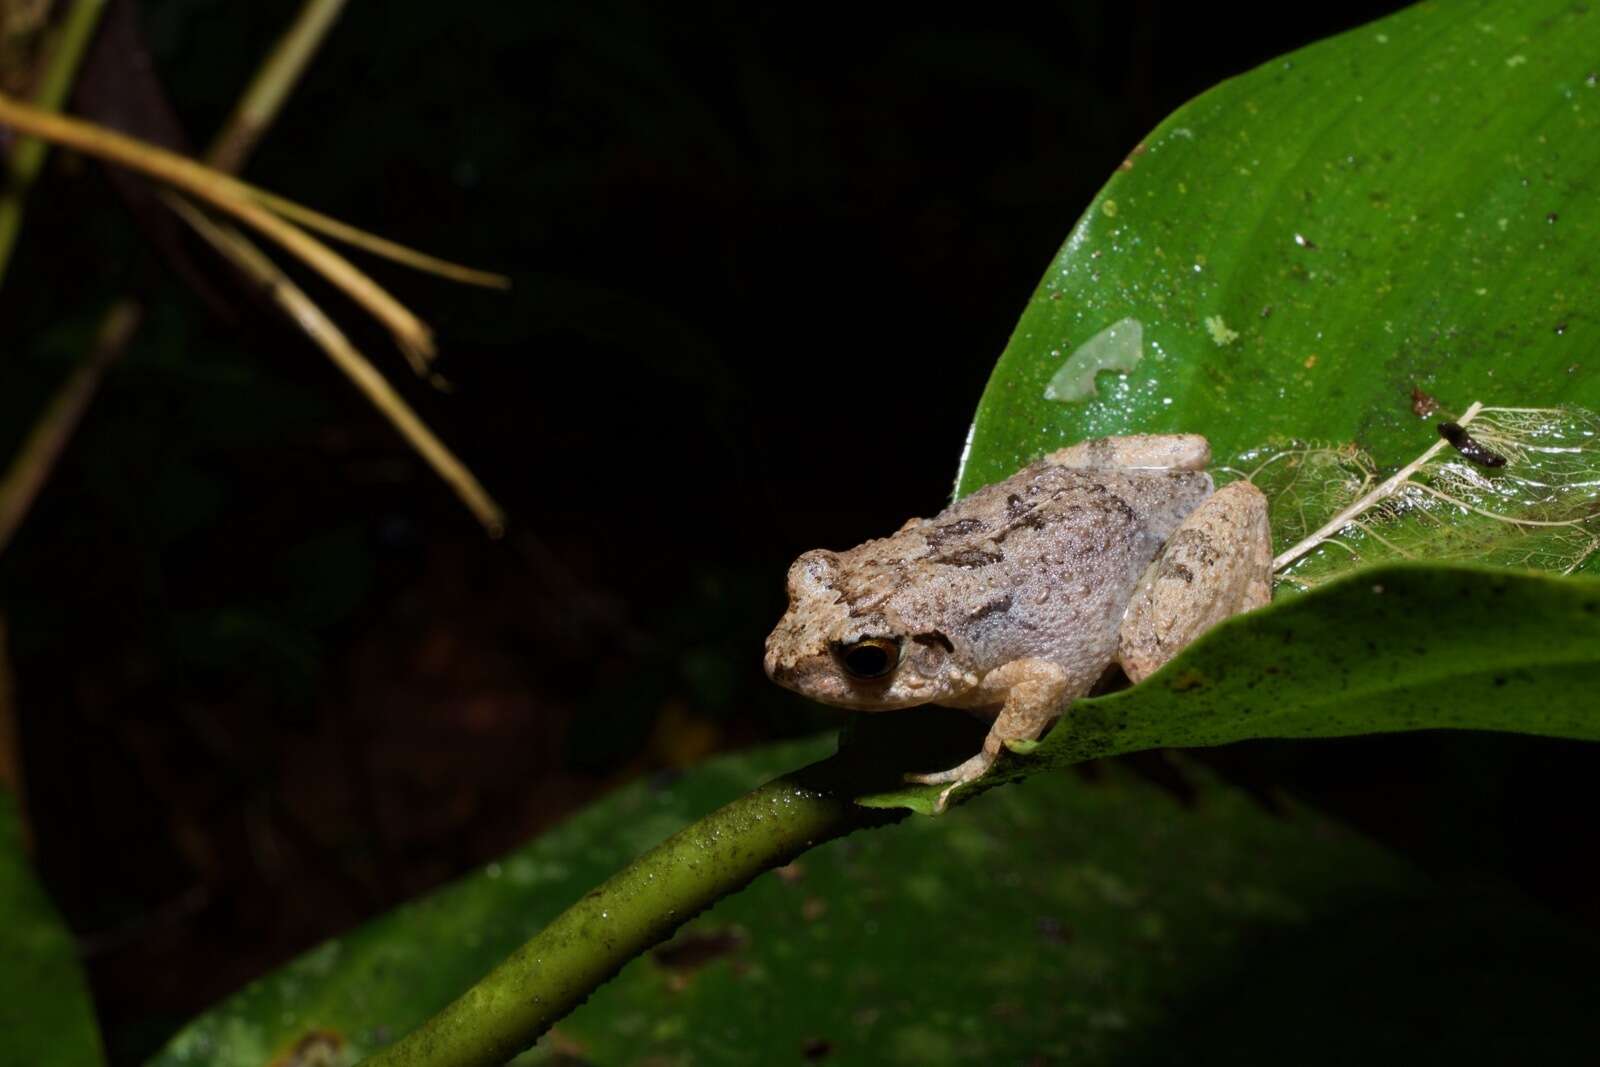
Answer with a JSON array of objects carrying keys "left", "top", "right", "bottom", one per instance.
[
  {"left": 904, "top": 749, "right": 997, "bottom": 813},
  {"left": 1118, "top": 480, "right": 1272, "bottom": 682},
  {"left": 904, "top": 749, "right": 995, "bottom": 786},
  {"left": 903, "top": 658, "right": 1075, "bottom": 813}
]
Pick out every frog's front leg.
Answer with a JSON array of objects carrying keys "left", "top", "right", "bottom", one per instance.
[
  {"left": 905, "top": 658, "right": 1073, "bottom": 812},
  {"left": 1118, "top": 481, "right": 1272, "bottom": 682}
]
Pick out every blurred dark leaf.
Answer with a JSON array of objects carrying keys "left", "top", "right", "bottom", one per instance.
[
  {"left": 0, "top": 790, "right": 105, "bottom": 1066},
  {"left": 149, "top": 736, "right": 1600, "bottom": 1065}
]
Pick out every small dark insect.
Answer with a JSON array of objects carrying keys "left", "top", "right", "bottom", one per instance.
[
  {"left": 652, "top": 929, "right": 746, "bottom": 973},
  {"left": 1438, "top": 421, "right": 1507, "bottom": 468},
  {"left": 1410, "top": 386, "right": 1442, "bottom": 418}
]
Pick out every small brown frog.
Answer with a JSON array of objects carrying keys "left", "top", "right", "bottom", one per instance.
[{"left": 764, "top": 434, "right": 1272, "bottom": 810}]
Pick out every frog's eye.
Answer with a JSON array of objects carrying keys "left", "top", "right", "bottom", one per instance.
[{"left": 835, "top": 636, "right": 902, "bottom": 681}]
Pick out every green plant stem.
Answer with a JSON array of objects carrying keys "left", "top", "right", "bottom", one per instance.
[
  {"left": 0, "top": 0, "right": 106, "bottom": 285},
  {"left": 359, "top": 755, "right": 903, "bottom": 1067}
]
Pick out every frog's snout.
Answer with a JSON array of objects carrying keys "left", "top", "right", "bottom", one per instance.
[
  {"left": 762, "top": 641, "right": 785, "bottom": 683},
  {"left": 763, "top": 629, "right": 804, "bottom": 688}
]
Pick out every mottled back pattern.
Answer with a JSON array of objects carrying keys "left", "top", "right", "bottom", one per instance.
[{"left": 835, "top": 462, "right": 1212, "bottom": 684}]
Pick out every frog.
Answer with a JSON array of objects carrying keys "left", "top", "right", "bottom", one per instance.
[{"left": 763, "top": 434, "right": 1272, "bottom": 811}]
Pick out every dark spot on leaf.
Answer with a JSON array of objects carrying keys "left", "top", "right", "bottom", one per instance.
[
  {"left": 653, "top": 928, "right": 746, "bottom": 974},
  {"left": 270, "top": 1032, "right": 345, "bottom": 1067},
  {"left": 1493, "top": 676, "right": 1507, "bottom": 687},
  {"left": 1036, "top": 916, "right": 1074, "bottom": 944},
  {"left": 1410, "top": 385, "right": 1441, "bottom": 418},
  {"left": 802, "top": 1038, "right": 835, "bottom": 1061}
]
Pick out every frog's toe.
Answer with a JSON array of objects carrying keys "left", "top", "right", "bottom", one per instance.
[
  {"left": 905, "top": 753, "right": 986, "bottom": 786},
  {"left": 904, "top": 750, "right": 997, "bottom": 811}
]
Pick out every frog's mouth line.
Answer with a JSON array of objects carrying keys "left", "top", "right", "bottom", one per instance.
[{"left": 765, "top": 658, "right": 943, "bottom": 712}]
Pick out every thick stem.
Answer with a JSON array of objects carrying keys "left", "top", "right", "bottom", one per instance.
[{"left": 358, "top": 754, "right": 903, "bottom": 1067}]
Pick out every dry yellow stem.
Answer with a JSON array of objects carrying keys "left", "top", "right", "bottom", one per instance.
[
  {"left": 0, "top": 299, "right": 142, "bottom": 557},
  {"left": 0, "top": 94, "right": 510, "bottom": 358},
  {"left": 166, "top": 195, "right": 506, "bottom": 535}
]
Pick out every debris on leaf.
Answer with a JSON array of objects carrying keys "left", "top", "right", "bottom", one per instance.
[
  {"left": 1223, "top": 403, "right": 1600, "bottom": 591},
  {"left": 1438, "top": 421, "right": 1507, "bottom": 467},
  {"left": 1411, "top": 386, "right": 1442, "bottom": 418}
]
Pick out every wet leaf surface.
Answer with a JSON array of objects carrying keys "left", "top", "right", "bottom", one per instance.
[
  {"left": 958, "top": 1, "right": 1600, "bottom": 496},
  {"left": 866, "top": 0, "right": 1600, "bottom": 812}
]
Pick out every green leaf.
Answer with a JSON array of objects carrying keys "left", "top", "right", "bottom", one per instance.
[
  {"left": 862, "top": 563, "right": 1599, "bottom": 814},
  {"left": 149, "top": 739, "right": 1600, "bottom": 1065},
  {"left": 0, "top": 789, "right": 106, "bottom": 1066},
  {"left": 959, "top": 0, "right": 1600, "bottom": 497},
  {"left": 853, "top": 0, "right": 1600, "bottom": 812}
]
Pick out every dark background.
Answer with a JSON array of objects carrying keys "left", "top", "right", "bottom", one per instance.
[{"left": 5, "top": 1, "right": 1596, "bottom": 1062}]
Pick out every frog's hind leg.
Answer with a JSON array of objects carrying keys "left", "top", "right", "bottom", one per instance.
[
  {"left": 1044, "top": 434, "right": 1210, "bottom": 472},
  {"left": 1118, "top": 480, "right": 1272, "bottom": 682}
]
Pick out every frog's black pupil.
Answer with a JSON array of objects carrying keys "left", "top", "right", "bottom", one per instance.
[
  {"left": 835, "top": 636, "right": 899, "bottom": 681},
  {"left": 844, "top": 642, "right": 892, "bottom": 679}
]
